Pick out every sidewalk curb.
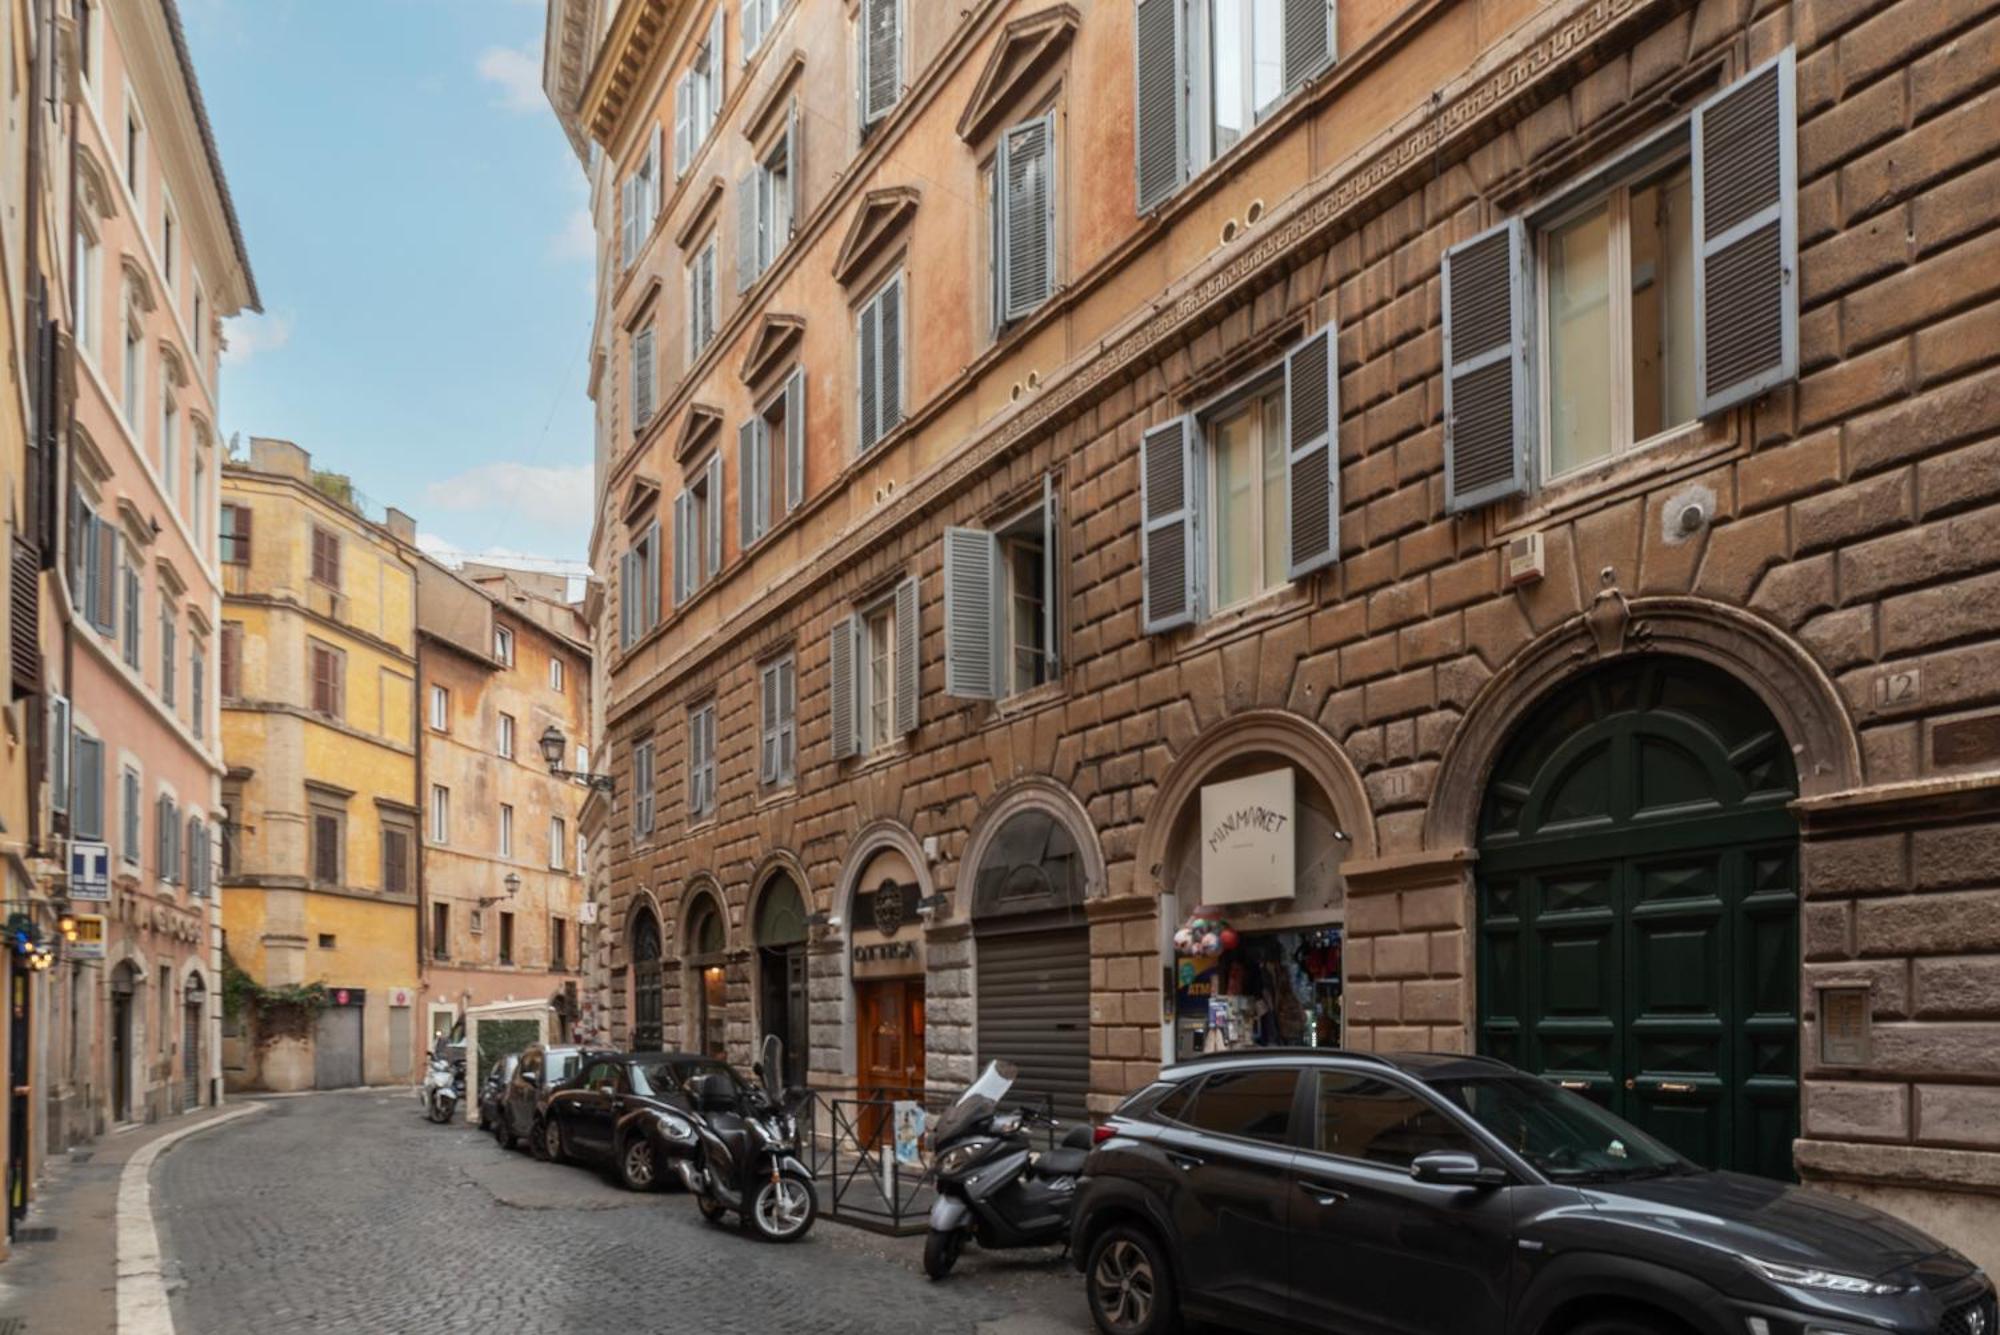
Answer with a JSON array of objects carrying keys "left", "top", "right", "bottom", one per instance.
[{"left": 115, "top": 1103, "right": 267, "bottom": 1335}]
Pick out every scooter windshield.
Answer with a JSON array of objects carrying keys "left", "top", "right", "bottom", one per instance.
[{"left": 931, "top": 1061, "right": 1017, "bottom": 1145}]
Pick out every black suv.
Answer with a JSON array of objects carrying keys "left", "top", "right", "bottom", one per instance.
[
  {"left": 539, "top": 1051, "right": 739, "bottom": 1190},
  {"left": 1071, "top": 1050, "right": 1993, "bottom": 1335}
]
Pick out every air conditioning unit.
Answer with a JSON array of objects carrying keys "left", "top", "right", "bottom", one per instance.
[{"left": 1505, "top": 530, "right": 1546, "bottom": 586}]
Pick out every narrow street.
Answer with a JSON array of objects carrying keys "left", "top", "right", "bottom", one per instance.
[{"left": 154, "top": 1092, "right": 1089, "bottom": 1335}]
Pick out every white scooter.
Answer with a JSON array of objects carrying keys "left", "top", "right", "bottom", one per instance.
[{"left": 421, "top": 1045, "right": 463, "bottom": 1124}]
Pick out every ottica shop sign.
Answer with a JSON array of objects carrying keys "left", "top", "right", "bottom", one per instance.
[{"left": 1199, "top": 769, "right": 1296, "bottom": 906}]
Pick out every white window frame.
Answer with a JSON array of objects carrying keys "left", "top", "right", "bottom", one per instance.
[
  {"left": 759, "top": 655, "right": 796, "bottom": 787},
  {"left": 429, "top": 683, "right": 449, "bottom": 732},
  {"left": 73, "top": 221, "right": 100, "bottom": 365},
  {"left": 687, "top": 240, "right": 717, "bottom": 363},
  {"left": 1196, "top": 370, "right": 1289, "bottom": 617},
  {"left": 548, "top": 657, "right": 565, "bottom": 692},
  {"left": 754, "top": 122, "right": 794, "bottom": 271},
  {"left": 498, "top": 712, "right": 516, "bottom": 758},
  {"left": 430, "top": 784, "right": 451, "bottom": 844},
  {"left": 499, "top": 803, "right": 514, "bottom": 859},
  {"left": 495, "top": 625, "right": 515, "bottom": 666},
  {"left": 549, "top": 816, "right": 568, "bottom": 870},
  {"left": 859, "top": 594, "right": 896, "bottom": 756},
  {"left": 687, "top": 700, "right": 717, "bottom": 819}
]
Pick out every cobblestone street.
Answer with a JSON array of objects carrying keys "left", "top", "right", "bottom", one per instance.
[{"left": 154, "top": 1091, "right": 1090, "bottom": 1335}]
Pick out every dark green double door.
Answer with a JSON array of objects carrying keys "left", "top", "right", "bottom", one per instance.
[{"left": 1476, "top": 658, "right": 1801, "bottom": 1180}]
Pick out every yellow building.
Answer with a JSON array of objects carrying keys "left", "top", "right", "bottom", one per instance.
[{"left": 217, "top": 438, "right": 422, "bottom": 1090}]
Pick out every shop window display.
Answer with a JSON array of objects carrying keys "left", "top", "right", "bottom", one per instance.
[{"left": 1173, "top": 912, "right": 1342, "bottom": 1058}]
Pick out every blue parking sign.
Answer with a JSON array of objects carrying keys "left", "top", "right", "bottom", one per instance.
[{"left": 69, "top": 842, "right": 111, "bottom": 901}]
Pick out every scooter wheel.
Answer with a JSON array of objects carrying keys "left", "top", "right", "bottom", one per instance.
[
  {"left": 748, "top": 1170, "right": 816, "bottom": 1243},
  {"left": 923, "top": 1228, "right": 965, "bottom": 1280},
  {"left": 696, "top": 1193, "right": 729, "bottom": 1226}
]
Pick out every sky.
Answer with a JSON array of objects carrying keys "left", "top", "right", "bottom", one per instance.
[{"left": 177, "top": 0, "right": 596, "bottom": 570}]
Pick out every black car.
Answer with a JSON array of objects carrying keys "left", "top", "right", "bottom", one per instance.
[
  {"left": 478, "top": 1054, "right": 519, "bottom": 1142},
  {"left": 539, "top": 1051, "right": 742, "bottom": 1191},
  {"left": 493, "top": 1044, "right": 608, "bottom": 1151},
  {"left": 1071, "top": 1050, "right": 1994, "bottom": 1335}
]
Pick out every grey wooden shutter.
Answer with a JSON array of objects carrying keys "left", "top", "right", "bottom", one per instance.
[
  {"left": 619, "top": 550, "right": 636, "bottom": 647},
  {"left": 1140, "top": 417, "right": 1197, "bottom": 632},
  {"left": 1285, "top": 325, "right": 1339, "bottom": 578},
  {"left": 1442, "top": 217, "right": 1532, "bottom": 512},
  {"left": 829, "top": 615, "right": 857, "bottom": 760},
  {"left": 786, "top": 99, "right": 802, "bottom": 241},
  {"left": 878, "top": 276, "right": 903, "bottom": 435},
  {"left": 701, "top": 246, "right": 717, "bottom": 346},
  {"left": 1693, "top": 49, "right": 1798, "bottom": 417},
  {"left": 673, "top": 491, "right": 690, "bottom": 605},
  {"left": 707, "top": 6, "right": 726, "bottom": 107},
  {"left": 894, "top": 575, "right": 918, "bottom": 735},
  {"left": 943, "top": 526, "right": 999, "bottom": 699},
  {"left": 862, "top": 0, "right": 899, "bottom": 124},
  {"left": 739, "top": 419, "right": 761, "bottom": 547},
  {"left": 760, "top": 665, "right": 778, "bottom": 782},
  {"left": 706, "top": 453, "right": 724, "bottom": 576},
  {"left": 649, "top": 125, "right": 665, "bottom": 216},
  {"left": 1282, "top": 0, "right": 1335, "bottom": 90},
  {"left": 743, "top": 0, "right": 763, "bottom": 53},
  {"left": 643, "top": 521, "right": 661, "bottom": 629},
  {"left": 857, "top": 298, "right": 880, "bottom": 450},
  {"left": 1133, "top": 0, "right": 1185, "bottom": 214},
  {"left": 1042, "top": 472, "right": 1060, "bottom": 676},
  {"left": 49, "top": 696, "right": 69, "bottom": 814},
  {"left": 1001, "top": 116, "right": 1053, "bottom": 321},
  {"left": 779, "top": 659, "right": 795, "bottom": 779},
  {"left": 783, "top": 369, "right": 805, "bottom": 510},
  {"left": 737, "top": 170, "right": 761, "bottom": 291},
  {"left": 675, "top": 76, "right": 692, "bottom": 175}
]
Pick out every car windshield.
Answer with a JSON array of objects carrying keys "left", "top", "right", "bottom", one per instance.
[
  {"left": 548, "top": 1052, "right": 583, "bottom": 1084},
  {"left": 671, "top": 1059, "right": 737, "bottom": 1092},
  {"left": 932, "top": 1061, "right": 1017, "bottom": 1146},
  {"left": 1430, "top": 1075, "right": 1692, "bottom": 1181},
  {"left": 627, "top": 1064, "right": 656, "bottom": 1097}
]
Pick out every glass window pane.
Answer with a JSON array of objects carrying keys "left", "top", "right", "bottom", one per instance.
[
  {"left": 1185, "top": 1068, "right": 1298, "bottom": 1143},
  {"left": 1629, "top": 166, "right": 1697, "bottom": 441},
  {"left": 1261, "top": 389, "right": 1287, "bottom": 588},
  {"left": 1251, "top": 0, "right": 1283, "bottom": 117},
  {"left": 1315, "top": 1073, "right": 1477, "bottom": 1167},
  {"left": 1211, "top": 401, "right": 1259, "bottom": 610},
  {"left": 1210, "top": 0, "right": 1248, "bottom": 154},
  {"left": 1546, "top": 201, "right": 1614, "bottom": 477}
]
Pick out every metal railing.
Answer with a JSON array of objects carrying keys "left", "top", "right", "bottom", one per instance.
[{"left": 795, "top": 1084, "right": 1061, "bottom": 1235}]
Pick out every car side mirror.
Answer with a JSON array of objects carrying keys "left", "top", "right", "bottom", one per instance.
[
  {"left": 521, "top": 1072, "right": 540, "bottom": 1087},
  {"left": 1410, "top": 1151, "right": 1504, "bottom": 1188}
]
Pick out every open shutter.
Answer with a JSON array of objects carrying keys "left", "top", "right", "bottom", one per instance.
[
  {"left": 1133, "top": 0, "right": 1186, "bottom": 214},
  {"left": 673, "top": 491, "right": 690, "bottom": 605},
  {"left": 1285, "top": 326, "right": 1339, "bottom": 578},
  {"left": 1042, "top": 472, "right": 1060, "bottom": 677},
  {"left": 829, "top": 615, "right": 857, "bottom": 760},
  {"left": 862, "top": 0, "right": 900, "bottom": 124},
  {"left": 760, "top": 666, "right": 778, "bottom": 783},
  {"left": 1001, "top": 115, "right": 1053, "bottom": 321},
  {"left": 1140, "top": 417, "right": 1197, "bottom": 632},
  {"left": 620, "top": 176, "right": 638, "bottom": 269},
  {"left": 786, "top": 98, "right": 802, "bottom": 241},
  {"left": 739, "top": 420, "right": 761, "bottom": 547},
  {"left": 1442, "top": 217, "right": 1532, "bottom": 512},
  {"left": 648, "top": 125, "right": 664, "bottom": 217},
  {"left": 1693, "top": 50, "right": 1798, "bottom": 417},
  {"left": 674, "top": 77, "right": 692, "bottom": 175},
  {"left": 619, "top": 550, "right": 635, "bottom": 647},
  {"left": 643, "top": 522, "right": 661, "bottom": 630},
  {"left": 894, "top": 576, "right": 918, "bottom": 736},
  {"left": 743, "top": 0, "right": 764, "bottom": 53},
  {"left": 857, "top": 297, "right": 880, "bottom": 450},
  {"left": 942, "top": 527, "right": 999, "bottom": 699},
  {"left": 784, "top": 369, "right": 805, "bottom": 511},
  {"left": 737, "top": 169, "right": 761, "bottom": 291},
  {"left": 878, "top": 276, "right": 903, "bottom": 435},
  {"left": 779, "top": 659, "right": 796, "bottom": 779},
  {"left": 1282, "top": 0, "right": 1335, "bottom": 90},
  {"left": 49, "top": 695, "right": 69, "bottom": 814},
  {"left": 706, "top": 453, "right": 724, "bottom": 578},
  {"left": 707, "top": 6, "right": 726, "bottom": 110}
]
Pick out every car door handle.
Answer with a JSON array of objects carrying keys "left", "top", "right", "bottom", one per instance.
[
  {"left": 1165, "top": 1150, "right": 1205, "bottom": 1173},
  {"left": 1298, "top": 1179, "right": 1348, "bottom": 1207}
]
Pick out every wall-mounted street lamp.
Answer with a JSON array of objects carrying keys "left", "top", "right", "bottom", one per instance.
[
  {"left": 478, "top": 872, "right": 522, "bottom": 910},
  {"left": 539, "top": 725, "right": 613, "bottom": 793}
]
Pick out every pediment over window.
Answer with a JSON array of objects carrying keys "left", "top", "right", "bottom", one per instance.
[
  {"left": 739, "top": 313, "right": 804, "bottom": 386},
  {"left": 73, "top": 424, "right": 113, "bottom": 486},
  {"left": 159, "top": 342, "right": 188, "bottom": 388},
  {"left": 77, "top": 147, "right": 119, "bottom": 223},
  {"left": 117, "top": 497, "right": 156, "bottom": 548},
  {"left": 120, "top": 255, "right": 156, "bottom": 312},
  {"left": 621, "top": 472, "right": 661, "bottom": 527},
  {"left": 674, "top": 401, "right": 723, "bottom": 463},
  {"left": 745, "top": 52, "right": 806, "bottom": 144},
  {"left": 674, "top": 177, "right": 724, "bottom": 249},
  {"left": 831, "top": 187, "right": 919, "bottom": 288},
  {"left": 956, "top": 5, "right": 1078, "bottom": 144},
  {"left": 156, "top": 557, "right": 188, "bottom": 601},
  {"left": 623, "top": 276, "right": 663, "bottom": 329}
]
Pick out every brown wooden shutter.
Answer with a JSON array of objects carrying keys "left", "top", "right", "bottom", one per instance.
[
  {"left": 1442, "top": 217, "right": 1532, "bottom": 512},
  {"left": 9, "top": 539, "right": 39, "bottom": 698},
  {"left": 220, "top": 623, "right": 241, "bottom": 698},
  {"left": 314, "top": 813, "right": 340, "bottom": 884}
]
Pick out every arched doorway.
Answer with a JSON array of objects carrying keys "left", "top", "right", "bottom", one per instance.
[
  {"left": 110, "top": 962, "right": 138, "bottom": 1122},
  {"left": 845, "top": 839, "right": 927, "bottom": 1126},
  {"left": 970, "top": 802, "right": 1093, "bottom": 1122},
  {"left": 754, "top": 873, "right": 809, "bottom": 1088},
  {"left": 1476, "top": 655, "right": 1800, "bottom": 1178},
  {"left": 182, "top": 973, "right": 206, "bottom": 1111},
  {"left": 630, "top": 907, "right": 664, "bottom": 1051},
  {"left": 684, "top": 891, "right": 728, "bottom": 1060}
]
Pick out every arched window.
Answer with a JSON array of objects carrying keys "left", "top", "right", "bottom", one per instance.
[
  {"left": 685, "top": 893, "right": 727, "bottom": 1060},
  {"left": 754, "top": 874, "right": 809, "bottom": 1086},
  {"left": 630, "top": 907, "right": 663, "bottom": 1051}
]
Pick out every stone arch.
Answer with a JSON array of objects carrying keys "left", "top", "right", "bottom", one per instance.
[
  {"left": 822, "top": 820, "right": 934, "bottom": 1084},
  {"left": 617, "top": 886, "right": 666, "bottom": 968},
  {"left": 748, "top": 850, "right": 813, "bottom": 928},
  {"left": 1136, "top": 708, "right": 1379, "bottom": 893},
  {"left": 622, "top": 890, "right": 666, "bottom": 1051},
  {"left": 833, "top": 820, "right": 935, "bottom": 923},
  {"left": 680, "top": 879, "right": 730, "bottom": 1058},
  {"left": 747, "top": 853, "right": 813, "bottom": 1086},
  {"left": 1425, "top": 596, "right": 1864, "bottom": 851},
  {"left": 958, "top": 776, "right": 1108, "bottom": 916}
]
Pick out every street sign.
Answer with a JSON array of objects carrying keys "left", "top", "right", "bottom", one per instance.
[
  {"left": 69, "top": 914, "right": 107, "bottom": 960},
  {"left": 69, "top": 842, "right": 111, "bottom": 902}
]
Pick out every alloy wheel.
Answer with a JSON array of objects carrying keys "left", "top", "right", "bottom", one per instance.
[
  {"left": 624, "top": 1140, "right": 654, "bottom": 1188},
  {"left": 754, "top": 1176, "right": 811, "bottom": 1239},
  {"left": 545, "top": 1120, "right": 563, "bottom": 1161},
  {"left": 1091, "top": 1239, "right": 1155, "bottom": 1332}
]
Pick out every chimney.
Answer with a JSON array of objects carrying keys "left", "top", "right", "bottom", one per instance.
[
  {"left": 384, "top": 508, "right": 418, "bottom": 545},
  {"left": 249, "top": 436, "right": 309, "bottom": 481}
]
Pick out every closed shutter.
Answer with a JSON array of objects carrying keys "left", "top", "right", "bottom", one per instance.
[
  {"left": 975, "top": 927, "right": 1091, "bottom": 1124},
  {"left": 673, "top": 490, "right": 691, "bottom": 605},
  {"left": 1140, "top": 417, "right": 1197, "bottom": 632},
  {"left": 220, "top": 623, "right": 240, "bottom": 698},
  {"left": 1000, "top": 115, "right": 1053, "bottom": 321},
  {"left": 1693, "top": 50, "right": 1798, "bottom": 417},
  {"left": 619, "top": 550, "right": 637, "bottom": 647},
  {"left": 760, "top": 664, "right": 779, "bottom": 782},
  {"left": 49, "top": 695, "right": 70, "bottom": 814},
  {"left": 643, "top": 521, "right": 661, "bottom": 627},
  {"left": 688, "top": 711, "right": 704, "bottom": 814},
  {"left": 633, "top": 327, "right": 656, "bottom": 427},
  {"left": 877, "top": 275, "right": 903, "bottom": 436},
  {"left": 73, "top": 736, "right": 103, "bottom": 839},
  {"left": 9, "top": 539, "right": 39, "bottom": 697},
  {"left": 894, "top": 575, "right": 918, "bottom": 736},
  {"left": 650, "top": 125, "right": 665, "bottom": 218},
  {"left": 675, "top": 77, "right": 692, "bottom": 175},
  {"left": 706, "top": 453, "right": 724, "bottom": 576},
  {"left": 784, "top": 369, "right": 805, "bottom": 511},
  {"left": 1282, "top": 0, "right": 1335, "bottom": 90},
  {"left": 739, "top": 419, "right": 761, "bottom": 546},
  {"left": 1041, "top": 472, "right": 1060, "bottom": 677},
  {"left": 742, "top": 0, "right": 763, "bottom": 52},
  {"left": 943, "top": 526, "right": 999, "bottom": 699},
  {"left": 737, "top": 168, "right": 761, "bottom": 291},
  {"left": 706, "top": 6, "right": 726, "bottom": 110},
  {"left": 122, "top": 563, "right": 140, "bottom": 666},
  {"left": 778, "top": 658, "right": 796, "bottom": 780},
  {"left": 1442, "top": 217, "right": 1531, "bottom": 512},
  {"left": 1133, "top": 0, "right": 1185, "bottom": 214},
  {"left": 1285, "top": 325, "right": 1339, "bottom": 578},
  {"left": 862, "top": 0, "right": 900, "bottom": 124},
  {"left": 829, "top": 615, "right": 857, "bottom": 760},
  {"left": 857, "top": 296, "right": 880, "bottom": 451}
]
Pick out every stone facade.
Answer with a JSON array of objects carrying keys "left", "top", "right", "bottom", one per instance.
[{"left": 552, "top": 0, "right": 2000, "bottom": 1268}]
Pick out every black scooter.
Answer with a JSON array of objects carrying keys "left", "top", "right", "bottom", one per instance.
[
  {"left": 924, "top": 1060, "right": 1094, "bottom": 1279},
  {"left": 647, "top": 1037, "right": 818, "bottom": 1242}
]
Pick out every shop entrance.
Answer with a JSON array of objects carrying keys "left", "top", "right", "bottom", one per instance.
[
  {"left": 1476, "top": 656, "right": 1800, "bottom": 1179},
  {"left": 182, "top": 973, "right": 206, "bottom": 1110},
  {"left": 754, "top": 875, "right": 810, "bottom": 1089},
  {"left": 684, "top": 892, "right": 728, "bottom": 1061},
  {"left": 855, "top": 977, "right": 923, "bottom": 1144},
  {"left": 111, "top": 962, "right": 137, "bottom": 1122}
]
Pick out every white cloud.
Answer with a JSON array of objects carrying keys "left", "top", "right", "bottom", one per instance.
[
  {"left": 548, "top": 207, "right": 595, "bottom": 263},
  {"left": 221, "top": 311, "right": 292, "bottom": 366},
  {"left": 423, "top": 461, "right": 591, "bottom": 530},
  {"left": 476, "top": 43, "right": 544, "bottom": 114}
]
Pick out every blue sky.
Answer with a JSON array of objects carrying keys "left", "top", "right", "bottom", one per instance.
[{"left": 179, "top": 0, "right": 595, "bottom": 568}]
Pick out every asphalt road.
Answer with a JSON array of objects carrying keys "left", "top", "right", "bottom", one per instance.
[{"left": 154, "top": 1089, "right": 1093, "bottom": 1335}]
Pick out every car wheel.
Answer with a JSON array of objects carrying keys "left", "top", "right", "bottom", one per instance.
[
  {"left": 619, "top": 1137, "right": 659, "bottom": 1192},
  {"left": 1086, "top": 1225, "right": 1179, "bottom": 1335},
  {"left": 748, "top": 1171, "right": 816, "bottom": 1243},
  {"left": 541, "top": 1117, "right": 566, "bottom": 1165}
]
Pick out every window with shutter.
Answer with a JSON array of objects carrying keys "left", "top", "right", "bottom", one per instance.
[
  {"left": 705, "top": 452, "right": 723, "bottom": 578},
  {"left": 313, "top": 811, "right": 341, "bottom": 885},
  {"left": 829, "top": 615, "right": 857, "bottom": 760},
  {"left": 49, "top": 695, "right": 70, "bottom": 815},
  {"left": 997, "top": 115, "right": 1054, "bottom": 325},
  {"left": 894, "top": 575, "right": 918, "bottom": 737},
  {"left": 737, "top": 168, "right": 762, "bottom": 292},
  {"left": 220, "top": 622, "right": 241, "bottom": 698},
  {"left": 943, "top": 492, "right": 1059, "bottom": 701},
  {"left": 73, "top": 734, "right": 105, "bottom": 839},
  {"left": 760, "top": 655, "right": 796, "bottom": 786},
  {"left": 220, "top": 502, "right": 250, "bottom": 564},
  {"left": 1284, "top": 326, "right": 1338, "bottom": 577},
  {"left": 643, "top": 520, "right": 661, "bottom": 629},
  {"left": 633, "top": 326, "right": 657, "bottom": 429},
  {"left": 689, "top": 239, "right": 718, "bottom": 360},
  {"left": 783, "top": 369, "right": 805, "bottom": 511},
  {"left": 620, "top": 174, "right": 639, "bottom": 269},
  {"left": 705, "top": 7, "right": 725, "bottom": 116},
  {"left": 675, "top": 76, "right": 693, "bottom": 176},
  {"left": 123, "top": 768, "right": 141, "bottom": 863},
  {"left": 1140, "top": 418, "right": 1197, "bottom": 631},
  {"left": 648, "top": 124, "right": 665, "bottom": 219},
  {"left": 856, "top": 272, "right": 904, "bottom": 452},
  {"left": 310, "top": 640, "right": 343, "bottom": 719},
  {"left": 1442, "top": 218, "right": 1531, "bottom": 511},
  {"left": 383, "top": 825, "right": 410, "bottom": 896},
  {"left": 311, "top": 526, "right": 341, "bottom": 588},
  {"left": 739, "top": 419, "right": 764, "bottom": 548},
  {"left": 634, "top": 737, "right": 657, "bottom": 836},
  {"left": 673, "top": 489, "right": 692, "bottom": 606},
  {"left": 122, "top": 558, "right": 141, "bottom": 667},
  {"left": 943, "top": 527, "right": 999, "bottom": 700},
  {"left": 860, "top": 0, "right": 901, "bottom": 126}
]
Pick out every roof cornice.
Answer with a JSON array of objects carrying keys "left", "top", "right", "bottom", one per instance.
[{"left": 582, "top": 0, "right": 685, "bottom": 148}]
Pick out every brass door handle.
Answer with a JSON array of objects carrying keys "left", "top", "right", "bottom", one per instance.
[{"left": 1624, "top": 1078, "right": 1635, "bottom": 1090}]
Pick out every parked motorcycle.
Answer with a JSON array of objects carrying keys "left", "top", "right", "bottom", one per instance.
[
  {"left": 422, "top": 1048, "right": 465, "bottom": 1124},
  {"left": 923, "top": 1060, "right": 1093, "bottom": 1280},
  {"left": 644, "top": 1036, "right": 817, "bottom": 1242}
]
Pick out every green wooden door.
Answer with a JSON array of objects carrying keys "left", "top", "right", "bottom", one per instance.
[{"left": 1477, "top": 658, "right": 1800, "bottom": 1179}]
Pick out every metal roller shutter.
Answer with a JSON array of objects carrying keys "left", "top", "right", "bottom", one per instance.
[{"left": 975, "top": 927, "right": 1091, "bottom": 1124}]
